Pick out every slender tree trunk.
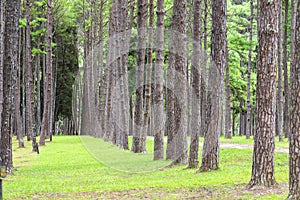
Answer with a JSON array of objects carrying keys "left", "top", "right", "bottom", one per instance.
[
  {"left": 248, "top": 0, "right": 279, "bottom": 188},
  {"left": 290, "top": 0, "right": 296, "bottom": 85},
  {"left": 36, "top": 39, "right": 41, "bottom": 137},
  {"left": 286, "top": 0, "right": 296, "bottom": 139},
  {"left": 287, "top": 1, "right": 300, "bottom": 198},
  {"left": 188, "top": 0, "right": 201, "bottom": 168},
  {"left": 40, "top": 0, "right": 53, "bottom": 146},
  {"left": 0, "top": 0, "right": 4, "bottom": 134},
  {"left": 246, "top": 0, "right": 253, "bottom": 139},
  {"left": 153, "top": 0, "right": 165, "bottom": 159},
  {"left": 26, "top": 0, "right": 37, "bottom": 150},
  {"left": 1, "top": 0, "right": 20, "bottom": 173},
  {"left": 119, "top": 0, "right": 132, "bottom": 150},
  {"left": 132, "top": 0, "right": 148, "bottom": 153},
  {"left": 283, "top": 0, "right": 289, "bottom": 139},
  {"left": 200, "top": 0, "right": 226, "bottom": 171},
  {"left": 16, "top": 26, "right": 24, "bottom": 148},
  {"left": 140, "top": 0, "right": 154, "bottom": 153},
  {"left": 277, "top": 0, "right": 283, "bottom": 142},
  {"left": 171, "top": 0, "right": 188, "bottom": 165},
  {"left": 239, "top": 98, "right": 246, "bottom": 136},
  {"left": 22, "top": 28, "right": 27, "bottom": 141},
  {"left": 224, "top": 41, "right": 231, "bottom": 139},
  {"left": 200, "top": 0, "right": 208, "bottom": 137}
]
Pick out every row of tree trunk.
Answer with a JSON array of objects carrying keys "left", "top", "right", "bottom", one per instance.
[
  {"left": 0, "top": 0, "right": 54, "bottom": 173},
  {"left": 73, "top": 0, "right": 300, "bottom": 197}
]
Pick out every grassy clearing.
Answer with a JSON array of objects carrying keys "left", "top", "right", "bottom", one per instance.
[
  {"left": 6, "top": 135, "right": 288, "bottom": 199},
  {"left": 218, "top": 135, "right": 289, "bottom": 148}
]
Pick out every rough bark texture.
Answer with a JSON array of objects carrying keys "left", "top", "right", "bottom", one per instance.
[
  {"left": 283, "top": 0, "right": 289, "bottom": 139},
  {"left": 40, "top": 0, "right": 53, "bottom": 145},
  {"left": 140, "top": 0, "right": 154, "bottom": 153},
  {"left": 224, "top": 41, "right": 231, "bottom": 139},
  {"left": 0, "top": 0, "right": 4, "bottom": 135},
  {"left": 188, "top": 0, "right": 201, "bottom": 168},
  {"left": 132, "top": 0, "right": 148, "bottom": 153},
  {"left": 25, "top": 0, "right": 37, "bottom": 150},
  {"left": 119, "top": 0, "right": 131, "bottom": 150},
  {"left": 287, "top": 1, "right": 300, "bottom": 198},
  {"left": 1, "top": 0, "right": 20, "bottom": 173},
  {"left": 248, "top": 0, "right": 279, "bottom": 188},
  {"left": 200, "top": 0, "right": 226, "bottom": 171},
  {"left": 153, "top": 0, "right": 165, "bottom": 160},
  {"left": 16, "top": 29, "right": 24, "bottom": 148},
  {"left": 200, "top": 0, "right": 208, "bottom": 138},
  {"left": 170, "top": 0, "right": 188, "bottom": 164},
  {"left": 276, "top": 0, "right": 283, "bottom": 142},
  {"left": 246, "top": 0, "right": 253, "bottom": 139},
  {"left": 290, "top": 0, "right": 296, "bottom": 85}
]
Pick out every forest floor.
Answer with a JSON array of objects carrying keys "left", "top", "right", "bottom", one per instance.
[{"left": 6, "top": 135, "right": 289, "bottom": 199}]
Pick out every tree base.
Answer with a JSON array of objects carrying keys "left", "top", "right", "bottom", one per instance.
[{"left": 247, "top": 178, "right": 277, "bottom": 189}]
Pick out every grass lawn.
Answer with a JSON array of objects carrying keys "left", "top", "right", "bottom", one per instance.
[{"left": 6, "top": 135, "right": 288, "bottom": 199}]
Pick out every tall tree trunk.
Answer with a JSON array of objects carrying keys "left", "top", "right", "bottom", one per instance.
[
  {"left": 239, "top": 98, "right": 246, "bottom": 136},
  {"left": 200, "top": 0, "right": 208, "bottom": 137},
  {"left": 286, "top": 0, "right": 296, "bottom": 139},
  {"left": 283, "top": 0, "right": 289, "bottom": 139},
  {"left": 40, "top": 0, "right": 53, "bottom": 146},
  {"left": 153, "top": 0, "right": 165, "bottom": 160},
  {"left": 287, "top": 1, "right": 300, "bottom": 198},
  {"left": 248, "top": 0, "right": 279, "bottom": 188},
  {"left": 0, "top": 0, "right": 4, "bottom": 135},
  {"left": 36, "top": 39, "right": 41, "bottom": 137},
  {"left": 132, "top": 0, "right": 148, "bottom": 153},
  {"left": 290, "top": 0, "right": 296, "bottom": 85},
  {"left": 188, "top": 0, "right": 201, "bottom": 168},
  {"left": 25, "top": 0, "right": 37, "bottom": 150},
  {"left": 171, "top": 0, "right": 188, "bottom": 164},
  {"left": 118, "top": 0, "right": 132, "bottom": 150},
  {"left": 276, "top": 0, "right": 283, "bottom": 142},
  {"left": 22, "top": 28, "right": 27, "bottom": 141},
  {"left": 246, "top": 0, "right": 254, "bottom": 139},
  {"left": 200, "top": 0, "right": 226, "bottom": 171},
  {"left": 16, "top": 26, "right": 24, "bottom": 148},
  {"left": 140, "top": 0, "right": 154, "bottom": 153},
  {"left": 1, "top": 0, "right": 20, "bottom": 173},
  {"left": 224, "top": 41, "right": 231, "bottom": 139}
]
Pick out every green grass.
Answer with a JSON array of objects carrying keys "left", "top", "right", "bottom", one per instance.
[
  {"left": 218, "top": 135, "right": 289, "bottom": 148},
  {"left": 6, "top": 135, "right": 289, "bottom": 199}
]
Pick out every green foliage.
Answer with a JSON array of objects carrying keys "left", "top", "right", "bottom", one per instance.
[
  {"left": 19, "top": 18, "right": 26, "bottom": 28},
  {"left": 226, "top": 0, "right": 258, "bottom": 122},
  {"left": 32, "top": 47, "right": 46, "bottom": 56}
]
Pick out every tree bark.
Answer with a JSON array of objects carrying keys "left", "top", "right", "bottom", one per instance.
[
  {"left": 153, "top": 0, "right": 165, "bottom": 160},
  {"left": 287, "top": 1, "right": 300, "bottom": 198},
  {"left": 283, "top": 0, "right": 289, "bottom": 139},
  {"left": 276, "top": 0, "right": 283, "bottom": 142},
  {"left": 1, "top": 0, "right": 20, "bottom": 173},
  {"left": 25, "top": 0, "right": 38, "bottom": 150},
  {"left": 248, "top": 0, "right": 279, "bottom": 188},
  {"left": 16, "top": 26, "right": 24, "bottom": 148},
  {"left": 140, "top": 0, "right": 154, "bottom": 153},
  {"left": 200, "top": 0, "right": 226, "bottom": 171},
  {"left": 224, "top": 41, "right": 231, "bottom": 139},
  {"left": 246, "top": 0, "right": 253, "bottom": 139},
  {"left": 188, "top": 0, "right": 201, "bottom": 168},
  {"left": 0, "top": 0, "right": 4, "bottom": 135},
  {"left": 200, "top": 0, "right": 208, "bottom": 138},
  {"left": 40, "top": 0, "right": 53, "bottom": 145},
  {"left": 132, "top": 0, "right": 148, "bottom": 153},
  {"left": 169, "top": 0, "right": 188, "bottom": 165}
]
